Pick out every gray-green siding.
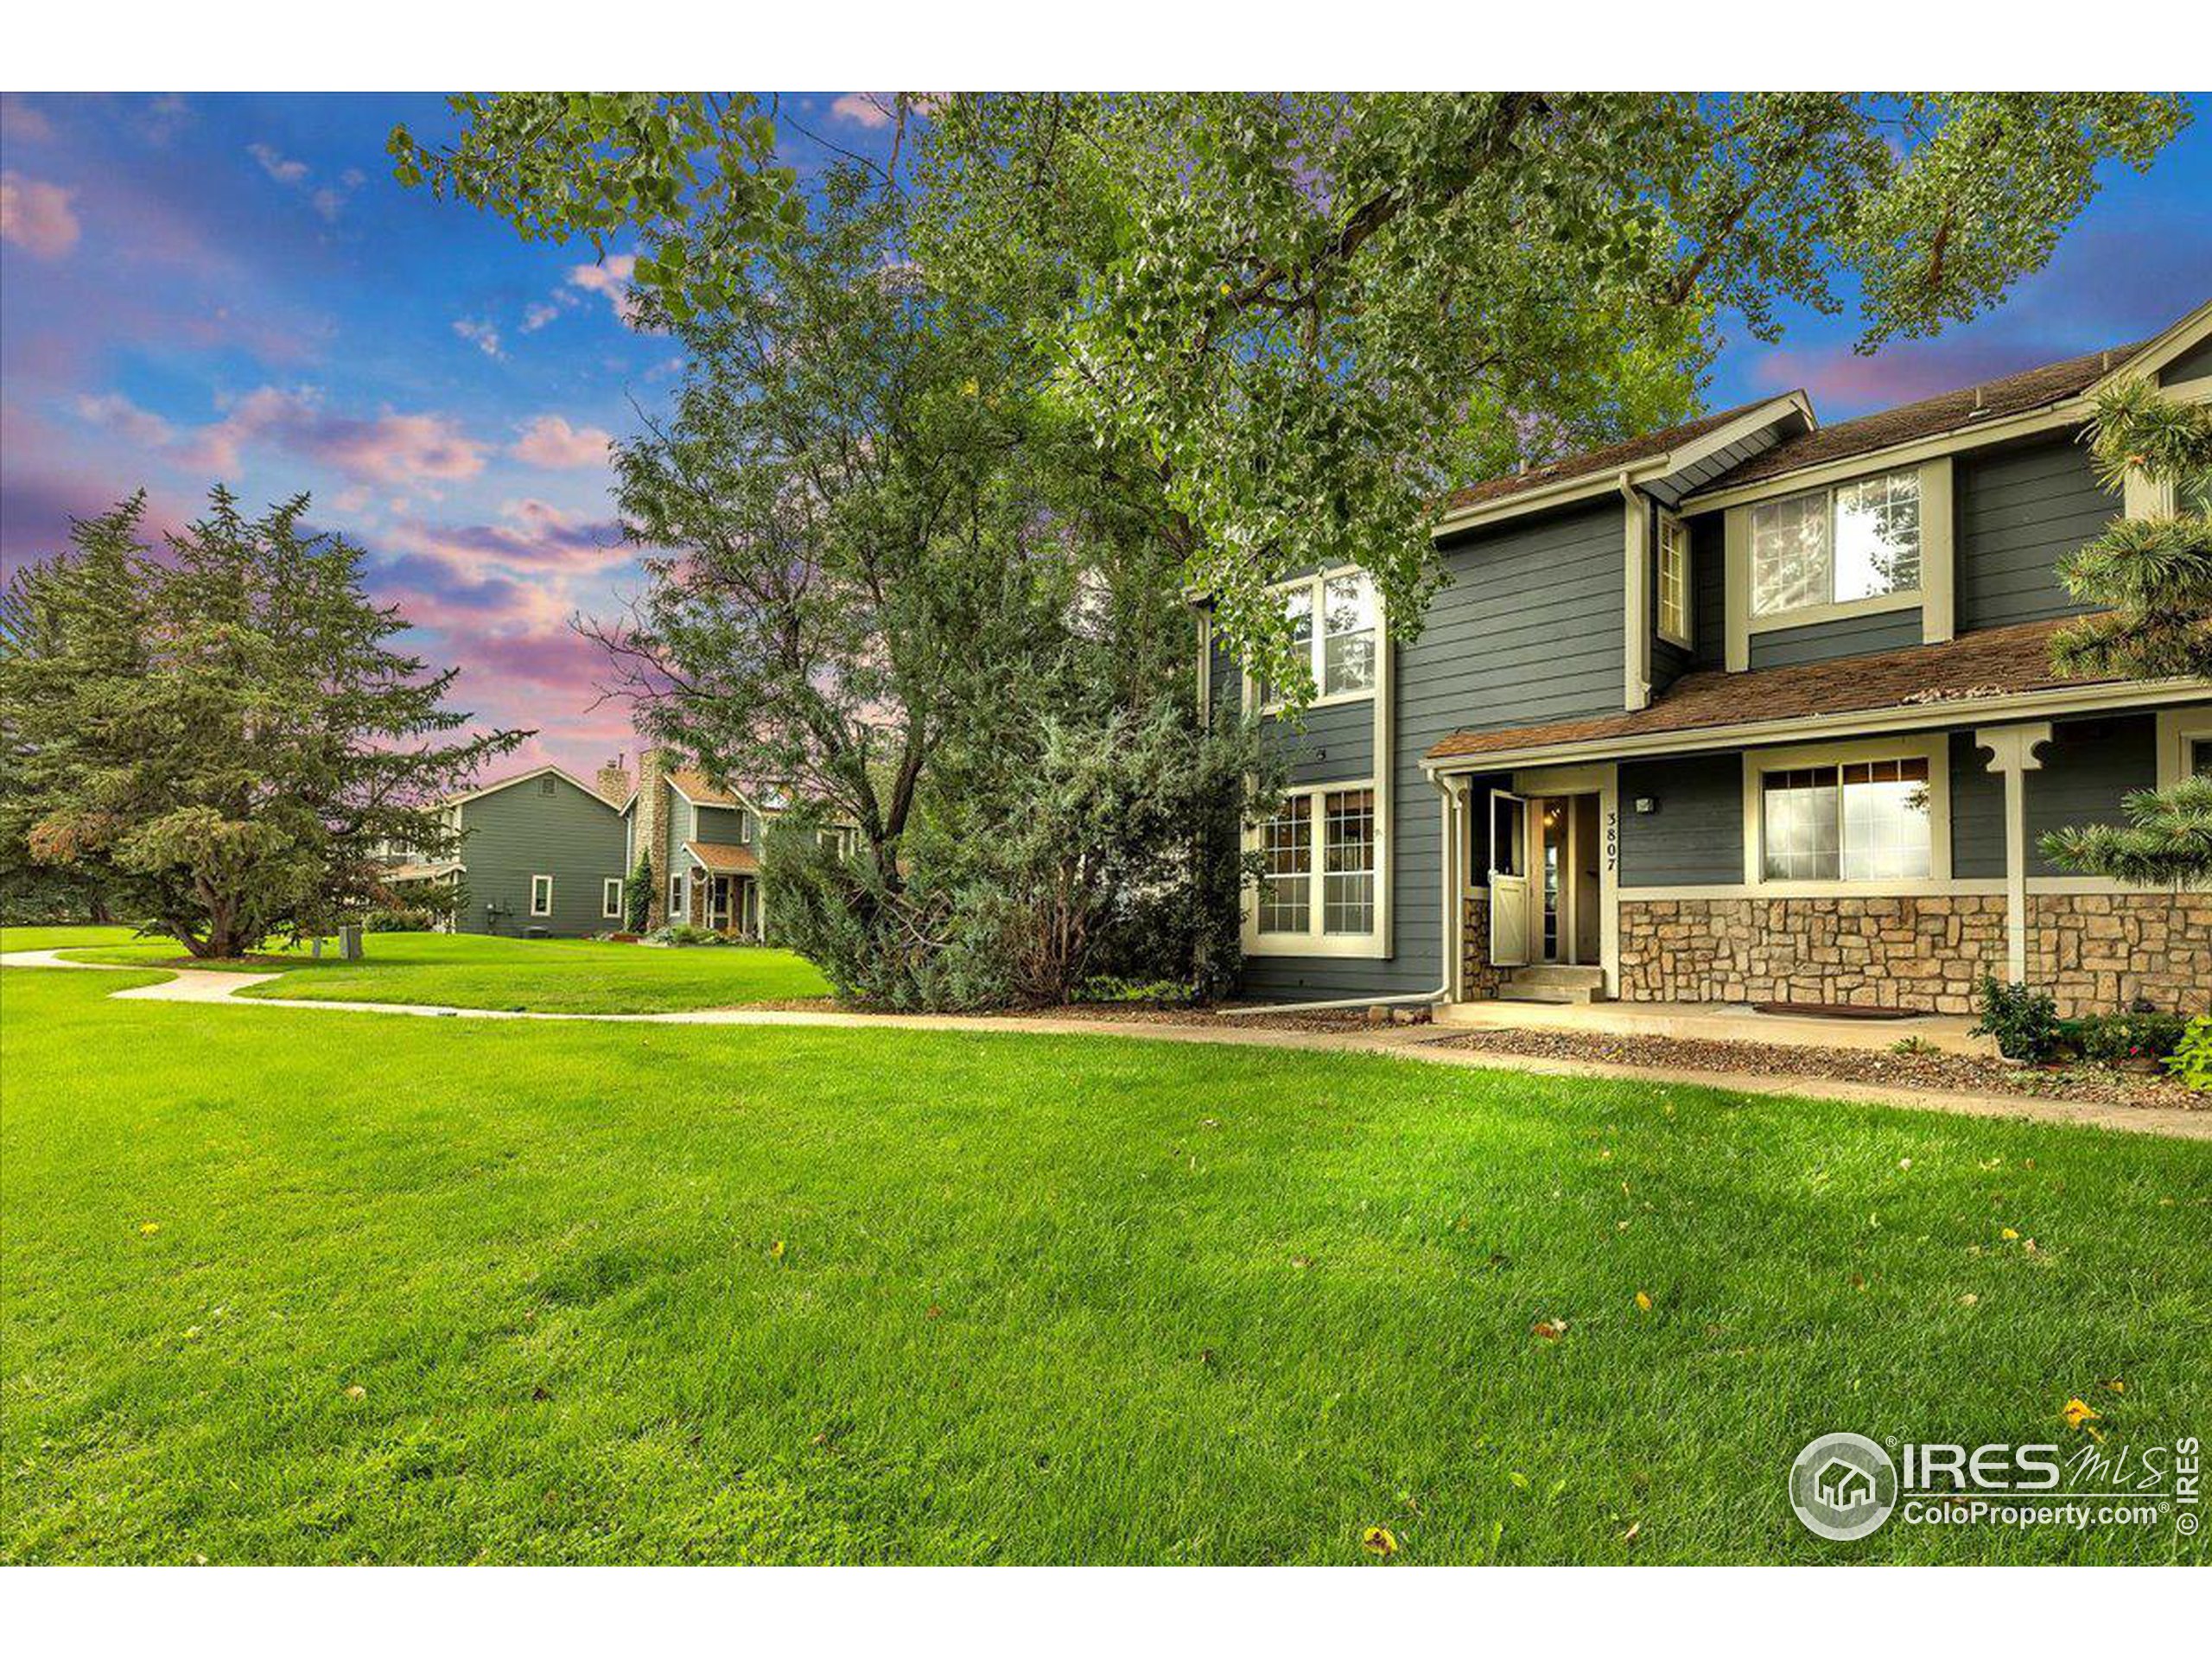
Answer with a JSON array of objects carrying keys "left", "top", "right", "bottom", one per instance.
[
  {"left": 1611, "top": 715, "right": 2161, "bottom": 890},
  {"left": 1618, "top": 753, "right": 1742, "bottom": 886},
  {"left": 456, "top": 775, "right": 627, "bottom": 936},
  {"left": 693, "top": 802, "right": 752, "bottom": 845},
  {"left": 1955, "top": 436, "right": 2119, "bottom": 631},
  {"left": 1748, "top": 607, "right": 1923, "bottom": 670}
]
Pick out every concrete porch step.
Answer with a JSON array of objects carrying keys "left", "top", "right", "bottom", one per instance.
[{"left": 1497, "top": 964, "right": 1608, "bottom": 1004}]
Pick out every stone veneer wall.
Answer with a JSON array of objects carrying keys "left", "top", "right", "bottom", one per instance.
[
  {"left": 1615, "top": 893, "right": 2209, "bottom": 1017},
  {"left": 1459, "top": 893, "right": 1505, "bottom": 1001}
]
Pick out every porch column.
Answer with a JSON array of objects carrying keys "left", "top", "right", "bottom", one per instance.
[{"left": 1975, "top": 722, "right": 2053, "bottom": 983}]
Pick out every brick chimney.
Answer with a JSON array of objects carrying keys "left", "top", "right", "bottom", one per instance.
[
  {"left": 635, "top": 746, "right": 670, "bottom": 925},
  {"left": 595, "top": 753, "right": 634, "bottom": 805}
]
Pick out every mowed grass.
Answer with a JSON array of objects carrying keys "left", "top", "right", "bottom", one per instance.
[
  {"left": 0, "top": 926, "right": 831, "bottom": 1013},
  {"left": 3, "top": 964, "right": 2209, "bottom": 1565}
]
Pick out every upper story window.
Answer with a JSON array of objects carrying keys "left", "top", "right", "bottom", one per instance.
[
  {"left": 1258, "top": 570, "right": 1379, "bottom": 709},
  {"left": 1656, "top": 512, "right": 1691, "bottom": 647},
  {"left": 1751, "top": 469, "right": 1922, "bottom": 618}
]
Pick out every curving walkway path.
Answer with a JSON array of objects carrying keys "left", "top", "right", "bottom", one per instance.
[{"left": 4, "top": 949, "right": 2206, "bottom": 1141}]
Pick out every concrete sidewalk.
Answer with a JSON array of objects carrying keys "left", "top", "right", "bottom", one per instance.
[{"left": 4, "top": 949, "right": 2204, "bottom": 1141}]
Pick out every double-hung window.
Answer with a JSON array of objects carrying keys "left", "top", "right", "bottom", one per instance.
[
  {"left": 1759, "top": 755, "right": 1932, "bottom": 882},
  {"left": 530, "top": 874, "right": 555, "bottom": 917},
  {"left": 1253, "top": 785, "right": 1380, "bottom": 949},
  {"left": 602, "top": 877, "right": 624, "bottom": 919},
  {"left": 1751, "top": 469, "right": 1922, "bottom": 619},
  {"left": 1256, "top": 570, "right": 1378, "bottom": 709}
]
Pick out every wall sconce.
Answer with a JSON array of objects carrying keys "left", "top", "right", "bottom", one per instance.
[{"left": 1633, "top": 797, "right": 1659, "bottom": 815}]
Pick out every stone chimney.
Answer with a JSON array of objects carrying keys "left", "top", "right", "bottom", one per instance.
[
  {"left": 635, "top": 746, "right": 670, "bottom": 925},
  {"left": 595, "top": 753, "right": 634, "bottom": 805}
]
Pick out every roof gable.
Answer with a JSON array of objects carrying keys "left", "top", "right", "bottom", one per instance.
[{"left": 447, "top": 764, "right": 617, "bottom": 812}]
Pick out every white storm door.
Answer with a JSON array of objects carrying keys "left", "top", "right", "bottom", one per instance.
[{"left": 1488, "top": 789, "right": 1531, "bottom": 969}]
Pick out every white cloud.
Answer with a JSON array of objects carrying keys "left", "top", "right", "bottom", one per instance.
[
  {"left": 74, "top": 391, "right": 174, "bottom": 448},
  {"left": 246, "top": 142, "right": 308, "bottom": 185},
  {"left": 453, "top": 316, "right": 504, "bottom": 359}
]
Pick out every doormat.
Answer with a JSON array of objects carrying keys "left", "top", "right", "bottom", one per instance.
[{"left": 1751, "top": 1001, "right": 1923, "bottom": 1021}]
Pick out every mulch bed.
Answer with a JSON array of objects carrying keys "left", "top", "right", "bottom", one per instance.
[{"left": 1427, "top": 1027, "right": 2201, "bottom": 1110}]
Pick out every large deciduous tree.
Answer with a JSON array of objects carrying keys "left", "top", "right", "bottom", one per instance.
[
  {"left": 395, "top": 90, "right": 2187, "bottom": 695},
  {"left": 2042, "top": 378, "right": 2212, "bottom": 887},
  {"left": 586, "top": 171, "right": 1274, "bottom": 1006},
  {"left": 0, "top": 491, "right": 525, "bottom": 957}
]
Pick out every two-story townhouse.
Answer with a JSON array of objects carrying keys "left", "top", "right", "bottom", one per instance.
[
  {"left": 1209, "top": 296, "right": 2212, "bottom": 1019},
  {"left": 382, "top": 764, "right": 631, "bottom": 937},
  {"left": 613, "top": 748, "right": 776, "bottom": 937}
]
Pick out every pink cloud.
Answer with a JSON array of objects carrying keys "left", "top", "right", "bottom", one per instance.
[
  {"left": 180, "top": 388, "right": 490, "bottom": 486},
  {"left": 73, "top": 391, "right": 174, "bottom": 448},
  {"left": 567, "top": 254, "right": 640, "bottom": 323},
  {"left": 510, "top": 415, "right": 613, "bottom": 469},
  {"left": 1, "top": 171, "right": 82, "bottom": 258},
  {"left": 386, "top": 499, "right": 629, "bottom": 579},
  {"left": 830, "top": 93, "right": 895, "bottom": 130}
]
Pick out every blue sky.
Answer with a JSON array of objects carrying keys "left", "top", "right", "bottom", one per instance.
[{"left": 4, "top": 92, "right": 2208, "bottom": 780}]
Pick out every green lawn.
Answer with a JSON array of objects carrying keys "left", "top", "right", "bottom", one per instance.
[
  {"left": 1, "top": 926, "right": 831, "bottom": 1013},
  {"left": 3, "top": 963, "right": 2207, "bottom": 1565}
]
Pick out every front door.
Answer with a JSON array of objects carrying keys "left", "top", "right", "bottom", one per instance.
[
  {"left": 1538, "top": 798, "right": 1568, "bottom": 962},
  {"left": 1487, "top": 789, "right": 1531, "bottom": 969},
  {"left": 708, "top": 876, "right": 732, "bottom": 932}
]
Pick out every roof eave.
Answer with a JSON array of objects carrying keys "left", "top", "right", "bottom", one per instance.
[
  {"left": 1420, "top": 677, "right": 2206, "bottom": 774},
  {"left": 1430, "top": 392, "right": 1815, "bottom": 539}
]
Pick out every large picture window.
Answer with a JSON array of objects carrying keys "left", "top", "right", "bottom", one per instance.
[
  {"left": 1751, "top": 469, "right": 1922, "bottom": 618},
  {"left": 1255, "top": 570, "right": 1378, "bottom": 708},
  {"left": 1761, "top": 755, "right": 1931, "bottom": 882},
  {"left": 1251, "top": 784, "right": 1382, "bottom": 949}
]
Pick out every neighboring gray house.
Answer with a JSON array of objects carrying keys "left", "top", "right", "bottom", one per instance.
[
  {"left": 1205, "top": 296, "right": 2212, "bottom": 1018},
  {"left": 387, "top": 765, "right": 630, "bottom": 938}
]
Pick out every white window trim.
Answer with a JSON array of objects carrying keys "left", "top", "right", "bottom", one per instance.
[
  {"left": 1243, "top": 567, "right": 1382, "bottom": 715},
  {"left": 530, "top": 874, "right": 555, "bottom": 918},
  {"left": 668, "top": 872, "right": 686, "bottom": 918},
  {"left": 1242, "top": 779, "right": 1388, "bottom": 958},
  {"left": 1655, "top": 509, "right": 1692, "bottom": 650},
  {"left": 602, "top": 877, "right": 624, "bottom": 920},
  {"left": 1722, "top": 460, "right": 1952, "bottom": 667},
  {"left": 1739, "top": 733, "right": 1952, "bottom": 892},
  {"left": 2156, "top": 706, "right": 2212, "bottom": 786}
]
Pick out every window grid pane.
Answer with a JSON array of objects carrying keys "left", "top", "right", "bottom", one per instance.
[
  {"left": 1839, "top": 756, "right": 1931, "bottom": 880},
  {"left": 1258, "top": 795, "right": 1313, "bottom": 934},
  {"left": 1322, "top": 788, "right": 1376, "bottom": 936},
  {"left": 1321, "top": 574, "right": 1376, "bottom": 696},
  {"left": 1833, "top": 471, "right": 1921, "bottom": 603},
  {"left": 1657, "top": 517, "right": 1689, "bottom": 643},
  {"left": 1751, "top": 490, "right": 1830, "bottom": 616},
  {"left": 1761, "top": 768, "right": 1840, "bottom": 880}
]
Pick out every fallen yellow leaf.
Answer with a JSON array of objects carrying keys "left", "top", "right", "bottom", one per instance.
[
  {"left": 1634, "top": 1291, "right": 1653, "bottom": 1312},
  {"left": 2000, "top": 1227, "right": 2020, "bottom": 1242},
  {"left": 1532, "top": 1318, "right": 1567, "bottom": 1341},
  {"left": 139, "top": 1222, "right": 161, "bottom": 1236},
  {"left": 769, "top": 1240, "right": 786, "bottom": 1261},
  {"left": 2062, "top": 1397, "right": 2100, "bottom": 1429},
  {"left": 345, "top": 1384, "right": 366, "bottom": 1401},
  {"left": 1361, "top": 1525, "right": 1399, "bottom": 1559}
]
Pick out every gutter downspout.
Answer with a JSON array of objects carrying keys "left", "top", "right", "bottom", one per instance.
[{"left": 1217, "top": 772, "right": 1462, "bottom": 1019}]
